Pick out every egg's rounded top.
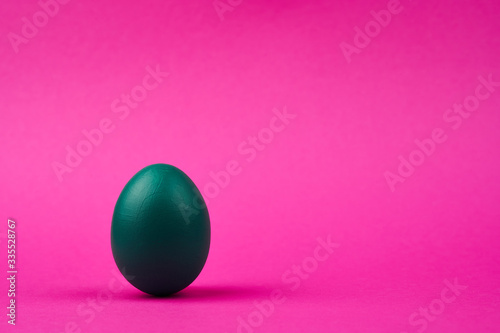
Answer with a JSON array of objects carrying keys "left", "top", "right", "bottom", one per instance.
[{"left": 111, "top": 163, "right": 210, "bottom": 296}]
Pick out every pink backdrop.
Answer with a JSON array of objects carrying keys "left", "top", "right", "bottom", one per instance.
[{"left": 1, "top": 0, "right": 500, "bottom": 332}]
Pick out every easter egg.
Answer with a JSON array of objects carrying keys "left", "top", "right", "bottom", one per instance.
[{"left": 111, "top": 163, "right": 210, "bottom": 296}]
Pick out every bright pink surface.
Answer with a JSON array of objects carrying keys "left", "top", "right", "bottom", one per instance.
[{"left": 1, "top": 0, "right": 500, "bottom": 332}]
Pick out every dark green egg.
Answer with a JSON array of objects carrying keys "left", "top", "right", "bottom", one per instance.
[{"left": 111, "top": 163, "right": 210, "bottom": 296}]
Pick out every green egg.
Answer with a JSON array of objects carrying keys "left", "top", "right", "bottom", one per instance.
[{"left": 111, "top": 163, "right": 210, "bottom": 296}]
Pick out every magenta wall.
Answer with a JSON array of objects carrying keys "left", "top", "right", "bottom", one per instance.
[{"left": 1, "top": 0, "right": 500, "bottom": 332}]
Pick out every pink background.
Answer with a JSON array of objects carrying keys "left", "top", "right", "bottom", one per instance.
[{"left": 1, "top": 0, "right": 500, "bottom": 332}]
